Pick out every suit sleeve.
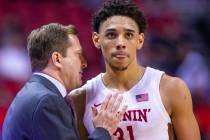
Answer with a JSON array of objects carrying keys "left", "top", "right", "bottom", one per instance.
[
  {"left": 88, "top": 127, "right": 111, "bottom": 140},
  {"left": 32, "top": 94, "right": 79, "bottom": 140}
]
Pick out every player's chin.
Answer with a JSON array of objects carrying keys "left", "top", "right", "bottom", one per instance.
[
  {"left": 117, "top": 66, "right": 128, "bottom": 71},
  {"left": 111, "top": 64, "right": 128, "bottom": 71}
]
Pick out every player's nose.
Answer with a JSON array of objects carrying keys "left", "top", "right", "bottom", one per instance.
[{"left": 116, "top": 35, "right": 126, "bottom": 49}]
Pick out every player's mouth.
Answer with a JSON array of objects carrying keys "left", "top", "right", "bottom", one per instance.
[{"left": 112, "top": 52, "right": 129, "bottom": 59}]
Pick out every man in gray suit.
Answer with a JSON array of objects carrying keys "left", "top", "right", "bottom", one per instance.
[{"left": 2, "top": 23, "right": 127, "bottom": 140}]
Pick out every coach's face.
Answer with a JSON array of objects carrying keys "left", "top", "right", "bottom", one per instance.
[{"left": 60, "top": 35, "right": 87, "bottom": 91}]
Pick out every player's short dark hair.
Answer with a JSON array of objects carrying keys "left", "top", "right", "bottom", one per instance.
[
  {"left": 27, "top": 23, "right": 78, "bottom": 72},
  {"left": 92, "top": 0, "right": 147, "bottom": 33}
]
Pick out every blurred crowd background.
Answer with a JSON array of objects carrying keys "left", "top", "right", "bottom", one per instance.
[{"left": 0, "top": 0, "right": 210, "bottom": 139}]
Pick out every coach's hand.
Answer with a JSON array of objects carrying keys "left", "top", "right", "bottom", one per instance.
[{"left": 92, "top": 93, "right": 127, "bottom": 135}]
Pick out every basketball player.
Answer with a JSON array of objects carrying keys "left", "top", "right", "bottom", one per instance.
[{"left": 67, "top": 0, "right": 200, "bottom": 139}]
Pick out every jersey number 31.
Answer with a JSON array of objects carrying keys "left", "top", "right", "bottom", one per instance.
[{"left": 114, "top": 125, "right": 134, "bottom": 140}]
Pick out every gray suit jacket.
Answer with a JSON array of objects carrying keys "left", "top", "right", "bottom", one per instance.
[{"left": 2, "top": 75, "right": 111, "bottom": 140}]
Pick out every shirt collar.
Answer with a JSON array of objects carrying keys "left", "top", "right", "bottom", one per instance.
[{"left": 33, "top": 72, "right": 67, "bottom": 98}]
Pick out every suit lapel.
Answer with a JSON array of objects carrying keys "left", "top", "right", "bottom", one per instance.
[
  {"left": 29, "top": 75, "right": 76, "bottom": 119},
  {"left": 29, "top": 75, "right": 80, "bottom": 137}
]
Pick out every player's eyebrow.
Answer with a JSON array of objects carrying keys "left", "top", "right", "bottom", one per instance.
[
  {"left": 105, "top": 28, "right": 116, "bottom": 32},
  {"left": 125, "top": 29, "right": 135, "bottom": 33},
  {"left": 105, "top": 28, "right": 136, "bottom": 33}
]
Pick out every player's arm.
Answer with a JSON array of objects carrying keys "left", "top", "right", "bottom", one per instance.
[
  {"left": 162, "top": 75, "right": 200, "bottom": 140},
  {"left": 67, "top": 87, "right": 89, "bottom": 140}
]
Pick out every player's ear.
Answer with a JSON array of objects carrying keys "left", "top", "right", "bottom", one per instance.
[
  {"left": 92, "top": 32, "right": 101, "bottom": 49},
  {"left": 137, "top": 33, "right": 144, "bottom": 50},
  {"left": 51, "top": 52, "right": 62, "bottom": 68}
]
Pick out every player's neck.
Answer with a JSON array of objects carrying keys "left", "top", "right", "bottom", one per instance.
[{"left": 103, "top": 64, "right": 145, "bottom": 91}]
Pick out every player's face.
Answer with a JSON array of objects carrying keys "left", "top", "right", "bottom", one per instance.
[
  {"left": 93, "top": 16, "right": 144, "bottom": 71},
  {"left": 60, "top": 35, "right": 87, "bottom": 91}
]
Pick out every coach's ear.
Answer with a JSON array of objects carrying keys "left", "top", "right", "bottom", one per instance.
[
  {"left": 92, "top": 32, "right": 101, "bottom": 49},
  {"left": 51, "top": 52, "right": 62, "bottom": 68}
]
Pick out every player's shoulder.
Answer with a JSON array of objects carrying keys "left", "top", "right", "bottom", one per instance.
[
  {"left": 160, "top": 74, "right": 192, "bottom": 106},
  {"left": 161, "top": 74, "right": 187, "bottom": 91},
  {"left": 68, "top": 85, "right": 86, "bottom": 101},
  {"left": 66, "top": 86, "right": 87, "bottom": 115}
]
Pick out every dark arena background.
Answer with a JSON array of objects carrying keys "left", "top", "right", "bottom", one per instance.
[{"left": 0, "top": 0, "right": 210, "bottom": 139}]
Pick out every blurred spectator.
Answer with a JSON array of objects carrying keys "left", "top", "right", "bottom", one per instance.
[
  {"left": 0, "top": 40, "right": 31, "bottom": 82},
  {"left": 175, "top": 34, "right": 210, "bottom": 97},
  {"left": 0, "top": 14, "right": 31, "bottom": 82},
  {"left": 167, "top": 0, "right": 207, "bottom": 16},
  {"left": 138, "top": 35, "right": 178, "bottom": 75}
]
